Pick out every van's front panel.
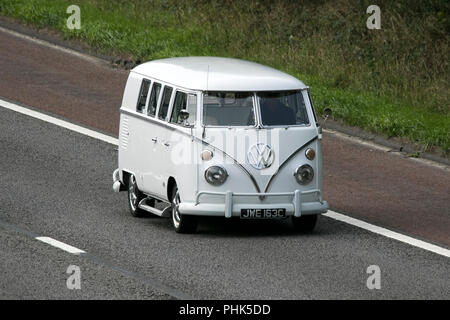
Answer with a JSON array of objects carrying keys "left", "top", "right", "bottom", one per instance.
[{"left": 177, "top": 90, "right": 328, "bottom": 218}]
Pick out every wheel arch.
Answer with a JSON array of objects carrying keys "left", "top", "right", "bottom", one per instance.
[
  {"left": 121, "top": 170, "right": 132, "bottom": 189},
  {"left": 167, "top": 176, "right": 177, "bottom": 202}
]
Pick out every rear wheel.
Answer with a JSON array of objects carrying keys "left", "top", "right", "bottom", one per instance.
[
  {"left": 292, "top": 214, "right": 318, "bottom": 233},
  {"left": 171, "top": 185, "right": 197, "bottom": 233},
  {"left": 127, "top": 175, "right": 145, "bottom": 217}
]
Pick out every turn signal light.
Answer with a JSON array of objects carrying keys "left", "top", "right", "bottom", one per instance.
[
  {"left": 305, "top": 148, "right": 315, "bottom": 160},
  {"left": 201, "top": 150, "right": 214, "bottom": 161}
]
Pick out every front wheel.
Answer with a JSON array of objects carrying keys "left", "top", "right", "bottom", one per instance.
[
  {"left": 127, "top": 174, "right": 145, "bottom": 217},
  {"left": 171, "top": 185, "right": 197, "bottom": 234},
  {"left": 292, "top": 214, "right": 318, "bottom": 233}
]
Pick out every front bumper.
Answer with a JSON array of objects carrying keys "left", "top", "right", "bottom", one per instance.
[{"left": 178, "top": 189, "right": 328, "bottom": 218}]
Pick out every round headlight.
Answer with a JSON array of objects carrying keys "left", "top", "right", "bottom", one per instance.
[
  {"left": 305, "top": 148, "right": 315, "bottom": 160},
  {"left": 294, "top": 164, "right": 314, "bottom": 185},
  {"left": 205, "top": 166, "right": 228, "bottom": 186}
]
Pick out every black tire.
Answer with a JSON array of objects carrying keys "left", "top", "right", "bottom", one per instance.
[
  {"left": 292, "top": 214, "right": 318, "bottom": 233},
  {"left": 171, "top": 184, "right": 197, "bottom": 233},
  {"left": 127, "top": 174, "right": 146, "bottom": 217}
]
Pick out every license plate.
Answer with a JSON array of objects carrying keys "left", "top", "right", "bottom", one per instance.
[{"left": 240, "top": 208, "right": 286, "bottom": 219}]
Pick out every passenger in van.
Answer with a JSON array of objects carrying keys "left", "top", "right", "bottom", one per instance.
[{"left": 260, "top": 98, "right": 296, "bottom": 126}]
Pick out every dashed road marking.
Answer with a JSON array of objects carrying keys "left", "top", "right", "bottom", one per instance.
[{"left": 35, "top": 236, "right": 86, "bottom": 255}]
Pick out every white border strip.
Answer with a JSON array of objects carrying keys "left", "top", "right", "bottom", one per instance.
[
  {"left": 0, "top": 26, "right": 104, "bottom": 65},
  {"left": 1, "top": 99, "right": 449, "bottom": 258},
  {"left": 324, "top": 211, "right": 450, "bottom": 258},
  {"left": 0, "top": 98, "right": 118, "bottom": 146},
  {"left": 323, "top": 128, "right": 449, "bottom": 171},
  {"left": 36, "top": 237, "right": 86, "bottom": 255}
]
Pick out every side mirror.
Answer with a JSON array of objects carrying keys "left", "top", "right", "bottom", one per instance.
[
  {"left": 322, "top": 107, "right": 332, "bottom": 119},
  {"left": 179, "top": 109, "right": 193, "bottom": 127},
  {"left": 179, "top": 109, "right": 189, "bottom": 122},
  {"left": 322, "top": 107, "right": 332, "bottom": 125}
]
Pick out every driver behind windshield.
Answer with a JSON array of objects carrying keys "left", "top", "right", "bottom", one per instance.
[{"left": 259, "top": 94, "right": 296, "bottom": 126}]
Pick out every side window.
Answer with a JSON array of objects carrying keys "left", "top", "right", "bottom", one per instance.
[
  {"left": 158, "top": 86, "right": 173, "bottom": 120},
  {"left": 170, "top": 91, "right": 187, "bottom": 124},
  {"left": 147, "top": 82, "right": 161, "bottom": 117},
  {"left": 136, "top": 79, "right": 151, "bottom": 113},
  {"left": 186, "top": 94, "right": 197, "bottom": 125}
]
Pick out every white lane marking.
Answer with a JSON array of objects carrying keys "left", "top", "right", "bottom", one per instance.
[
  {"left": 0, "top": 26, "right": 106, "bottom": 65},
  {"left": 323, "top": 129, "right": 390, "bottom": 152},
  {"left": 0, "top": 98, "right": 118, "bottom": 146},
  {"left": 36, "top": 237, "right": 86, "bottom": 255},
  {"left": 1, "top": 99, "right": 449, "bottom": 258},
  {"left": 323, "top": 128, "right": 449, "bottom": 171},
  {"left": 324, "top": 211, "right": 450, "bottom": 258}
]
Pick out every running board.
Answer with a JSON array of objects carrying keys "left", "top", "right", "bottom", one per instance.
[{"left": 138, "top": 198, "right": 171, "bottom": 217}]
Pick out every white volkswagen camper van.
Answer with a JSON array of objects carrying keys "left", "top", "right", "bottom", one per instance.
[{"left": 113, "top": 57, "right": 328, "bottom": 233}]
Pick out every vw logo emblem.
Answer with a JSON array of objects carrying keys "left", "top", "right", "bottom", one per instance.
[{"left": 247, "top": 144, "right": 274, "bottom": 169}]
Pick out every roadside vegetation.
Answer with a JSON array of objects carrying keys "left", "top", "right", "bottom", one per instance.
[{"left": 1, "top": 0, "right": 448, "bottom": 155}]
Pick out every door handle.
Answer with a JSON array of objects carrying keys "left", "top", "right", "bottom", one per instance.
[
  {"left": 151, "top": 137, "right": 157, "bottom": 143},
  {"left": 163, "top": 141, "right": 170, "bottom": 147}
]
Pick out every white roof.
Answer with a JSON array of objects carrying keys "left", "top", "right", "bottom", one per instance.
[{"left": 132, "top": 57, "right": 306, "bottom": 91}]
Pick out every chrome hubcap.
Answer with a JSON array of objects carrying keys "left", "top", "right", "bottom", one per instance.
[
  {"left": 129, "top": 176, "right": 138, "bottom": 211},
  {"left": 172, "top": 190, "right": 181, "bottom": 229}
]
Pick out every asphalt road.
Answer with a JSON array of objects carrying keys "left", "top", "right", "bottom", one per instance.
[
  {"left": 1, "top": 107, "right": 449, "bottom": 299},
  {"left": 0, "top": 25, "right": 449, "bottom": 299}
]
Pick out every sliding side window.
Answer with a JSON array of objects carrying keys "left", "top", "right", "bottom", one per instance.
[
  {"left": 147, "top": 82, "right": 161, "bottom": 117},
  {"left": 158, "top": 86, "right": 173, "bottom": 120},
  {"left": 136, "top": 79, "right": 151, "bottom": 113}
]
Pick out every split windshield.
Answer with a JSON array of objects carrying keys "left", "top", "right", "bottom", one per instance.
[
  {"left": 202, "top": 91, "right": 309, "bottom": 127},
  {"left": 203, "top": 92, "right": 255, "bottom": 126}
]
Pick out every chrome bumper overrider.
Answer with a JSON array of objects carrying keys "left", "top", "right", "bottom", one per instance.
[{"left": 112, "top": 168, "right": 122, "bottom": 193}]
